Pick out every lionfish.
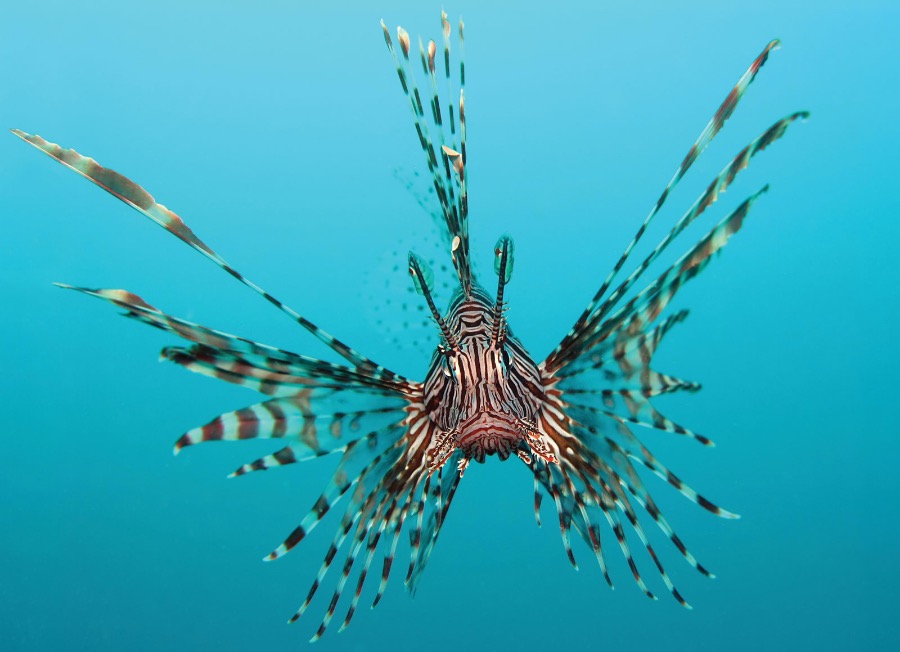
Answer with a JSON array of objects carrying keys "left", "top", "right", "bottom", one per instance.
[{"left": 15, "top": 12, "right": 806, "bottom": 642}]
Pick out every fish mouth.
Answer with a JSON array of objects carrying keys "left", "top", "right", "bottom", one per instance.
[{"left": 457, "top": 412, "right": 523, "bottom": 463}]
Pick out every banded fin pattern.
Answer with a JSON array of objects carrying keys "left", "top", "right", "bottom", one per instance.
[
  {"left": 14, "top": 12, "right": 807, "bottom": 641},
  {"left": 15, "top": 116, "right": 451, "bottom": 638},
  {"left": 546, "top": 40, "right": 795, "bottom": 373},
  {"left": 55, "top": 284, "right": 415, "bottom": 395},
  {"left": 531, "top": 40, "right": 806, "bottom": 608},
  {"left": 381, "top": 15, "right": 471, "bottom": 294},
  {"left": 11, "top": 129, "right": 402, "bottom": 386},
  {"left": 285, "top": 402, "right": 448, "bottom": 641},
  {"left": 546, "top": 112, "right": 807, "bottom": 373},
  {"left": 173, "top": 395, "right": 406, "bottom": 465}
]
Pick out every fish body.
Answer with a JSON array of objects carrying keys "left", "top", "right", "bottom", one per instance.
[{"left": 14, "top": 12, "right": 806, "bottom": 641}]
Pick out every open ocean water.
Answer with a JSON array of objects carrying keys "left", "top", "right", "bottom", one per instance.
[{"left": 1, "top": 1, "right": 897, "bottom": 650}]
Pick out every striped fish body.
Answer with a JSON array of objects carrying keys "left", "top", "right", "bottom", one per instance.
[
  {"left": 13, "top": 11, "right": 807, "bottom": 641},
  {"left": 423, "top": 284, "right": 544, "bottom": 468}
]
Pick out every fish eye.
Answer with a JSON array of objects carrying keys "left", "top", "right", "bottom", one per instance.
[
  {"left": 500, "top": 346, "right": 511, "bottom": 373},
  {"left": 440, "top": 349, "right": 459, "bottom": 382}
]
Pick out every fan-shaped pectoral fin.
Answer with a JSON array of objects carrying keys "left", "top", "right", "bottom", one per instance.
[
  {"left": 425, "top": 426, "right": 459, "bottom": 474},
  {"left": 518, "top": 418, "right": 559, "bottom": 465}
]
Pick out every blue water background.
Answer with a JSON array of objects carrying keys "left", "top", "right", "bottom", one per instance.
[{"left": 1, "top": 1, "right": 897, "bottom": 650}]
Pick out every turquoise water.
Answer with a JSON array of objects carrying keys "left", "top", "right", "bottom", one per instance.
[{"left": 2, "top": 1, "right": 896, "bottom": 650}]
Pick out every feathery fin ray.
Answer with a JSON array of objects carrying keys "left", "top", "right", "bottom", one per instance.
[{"left": 12, "top": 17, "right": 807, "bottom": 637}]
